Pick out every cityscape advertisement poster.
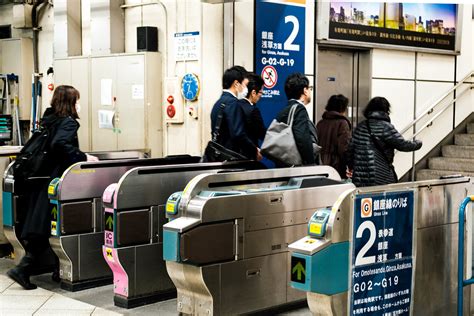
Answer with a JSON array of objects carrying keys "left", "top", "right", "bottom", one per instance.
[{"left": 329, "top": 2, "right": 457, "bottom": 51}]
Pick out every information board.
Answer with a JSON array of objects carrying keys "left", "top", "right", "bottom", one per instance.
[
  {"left": 174, "top": 31, "right": 200, "bottom": 61},
  {"left": 255, "top": 0, "right": 306, "bottom": 127},
  {"left": 351, "top": 191, "right": 415, "bottom": 315}
]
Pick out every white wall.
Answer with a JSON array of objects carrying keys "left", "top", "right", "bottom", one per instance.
[
  {"left": 0, "top": 3, "right": 54, "bottom": 113},
  {"left": 0, "top": 1, "right": 472, "bottom": 161},
  {"left": 370, "top": 4, "right": 474, "bottom": 178}
]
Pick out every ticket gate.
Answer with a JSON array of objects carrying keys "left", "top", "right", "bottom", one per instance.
[
  {"left": 2, "top": 149, "right": 159, "bottom": 273},
  {"left": 288, "top": 176, "right": 473, "bottom": 316},
  {"left": 163, "top": 166, "right": 355, "bottom": 315},
  {"left": 46, "top": 155, "right": 200, "bottom": 291},
  {"left": 101, "top": 161, "right": 263, "bottom": 309}
]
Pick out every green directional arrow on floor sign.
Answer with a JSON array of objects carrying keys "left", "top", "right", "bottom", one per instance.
[
  {"left": 291, "top": 256, "right": 306, "bottom": 284},
  {"left": 51, "top": 206, "right": 58, "bottom": 220},
  {"left": 105, "top": 215, "right": 113, "bottom": 230}
]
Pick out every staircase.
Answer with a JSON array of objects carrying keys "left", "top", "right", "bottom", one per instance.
[{"left": 417, "top": 122, "right": 474, "bottom": 180}]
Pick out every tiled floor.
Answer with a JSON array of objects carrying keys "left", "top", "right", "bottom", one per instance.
[
  {"left": 0, "top": 275, "right": 119, "bottom": 316},
  {"left": 0, "top": 257, "right": 311, "bottom": 316}
]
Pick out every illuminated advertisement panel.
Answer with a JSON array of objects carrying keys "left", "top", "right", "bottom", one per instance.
[{"left": 329, "top": 2, "right": 457, "bottom": 51}]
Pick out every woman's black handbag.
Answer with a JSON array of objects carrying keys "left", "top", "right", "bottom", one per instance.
[{"left": 202, "top": 103, "right": 247, "bottom": 162}]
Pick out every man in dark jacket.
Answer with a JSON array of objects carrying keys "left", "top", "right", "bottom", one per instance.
[
  {"left": 239, "top": 73, "right": 266, "bottom": 160},
  {"left": 348, "top": 97, "right": 422, "bottom": 187},
  {"left": 275, "top": 72, "right": 318, "bottom": 166},
  {"left": 210, "top": 66, "right": 258, "bottom": 160},
  {"left": 317, "top": 94, "right": 351, "bottom": 178}
]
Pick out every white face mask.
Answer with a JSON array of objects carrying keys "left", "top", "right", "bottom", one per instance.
[
  {"left": 237, "top": 86, "right": 248, "bottom": 100},
  {"left": 75, "top": 102, "right": 81, "bottom": 114}
]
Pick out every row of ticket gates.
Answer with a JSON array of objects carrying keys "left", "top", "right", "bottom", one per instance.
[{"left": 2, "top": 151, "right": 474, "bottom": 315}]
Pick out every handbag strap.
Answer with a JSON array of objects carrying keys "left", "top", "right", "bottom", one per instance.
[
  {"left": 287, "top": 103, "right": 298, "bottom": 127},
  {"left": 365, "top": 120, "right": 391, "bottom": 164},
  {"left": 212, "top": 103, "right": 226, "bottom": 142}
]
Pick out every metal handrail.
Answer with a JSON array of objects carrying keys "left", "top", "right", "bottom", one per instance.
[
  {"left": 412, "top": 87, "right": 472, "bottom": 138},
  {"left": 457, "top": 196, "right": 474, "bottom": 316},
  {"left": 400, "top": 71, "right": 474, "bottom": 135}
]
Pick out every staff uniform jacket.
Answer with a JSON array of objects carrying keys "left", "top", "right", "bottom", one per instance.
[
  {"left": 347, "top": 111, "right": 422, "bottom": 187},
  {"left": 210, "top": 91, "right": 257, "bottom": 159},
  {"left": 239, "top": 98, "right": 266, "bottom": 156},
  {"left": 316, "top": 111, "right": 352, "bottom": 179},
  {"left": 21, "top": 108, "right": 87, "bottom": 239},
  {"left": 275, "top": 100, "right": 316, "bottom": 165}
]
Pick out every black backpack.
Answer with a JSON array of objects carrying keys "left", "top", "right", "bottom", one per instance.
[{"left": 12, "top": 120, "right": 61, "bottom": 182}]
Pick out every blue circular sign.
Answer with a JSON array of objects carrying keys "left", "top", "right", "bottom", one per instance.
[{"left": 181, "top": 73, "right": 200, "bottom": 102}]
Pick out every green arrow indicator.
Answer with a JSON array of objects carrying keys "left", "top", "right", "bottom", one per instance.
[
  {"left": 106, "top": 216, "right": 113, "bottom": 230},
  {"left": 292, "top": 262, "right": 306, "bottom": 281},
  {"left": 51, "top": 206, "right": 58, "bottom": 220}
]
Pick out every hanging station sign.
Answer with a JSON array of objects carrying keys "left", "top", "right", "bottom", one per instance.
[{"left": 255, "top": 0, "right": 306, "bottom": 127}]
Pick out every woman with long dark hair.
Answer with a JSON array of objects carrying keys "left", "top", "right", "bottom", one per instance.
[
  {"left": 7, "top": 85, "right": 97, "bottom": 289},
  {"left": 347, "top": 97, "right": 422, "bottom": 187}
]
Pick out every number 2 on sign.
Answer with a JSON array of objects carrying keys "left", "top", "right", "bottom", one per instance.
[
  {"left": 284, "top": 15, "right": 300, "bottom": 52},
  {"left": 355, "top": 221, "right": 376, "bottom": 266}
]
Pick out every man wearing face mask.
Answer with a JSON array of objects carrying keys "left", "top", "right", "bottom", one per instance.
[
  {"left": 210, "top": 66, "right": 258, "bottom": 160},
  {"left": 273, "top": 72, "right": 320, "bottom": 166},
  {"left": 238, "top": 73, "right": 266, "bottom": 161}
]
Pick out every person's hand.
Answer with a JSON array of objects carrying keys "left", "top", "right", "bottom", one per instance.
[
  {"left": 256, "top": 148, "right": 263, "bottom": 161},
  {"left": 86, "top": 154, "right": 99, "bottom": 162},
  {"left": 346, "top": 168, "right": 353, "bottom": 179}
]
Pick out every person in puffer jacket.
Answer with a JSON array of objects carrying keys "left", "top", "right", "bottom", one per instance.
[{"left": 347, "top": 97, "right": 422, "bottom": 187}]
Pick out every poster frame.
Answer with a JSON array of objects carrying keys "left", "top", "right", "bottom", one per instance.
[{"left": 316, "top": 2, "right": 463, "bottom": 55}]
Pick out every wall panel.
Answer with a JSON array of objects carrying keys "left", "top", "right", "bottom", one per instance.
[{"left": 372, "top": 49, "right": 415, "bottom": 80}]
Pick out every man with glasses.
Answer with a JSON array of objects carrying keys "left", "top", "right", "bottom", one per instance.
[
  {"left": 239, "top": 73, "right": 266, "bottom": 161},
  {"left": 273, "top": 72, "right": 320, "bottom": 166},
  {"left": 210, "top": 66, "right": 258, "bottom": 160}
]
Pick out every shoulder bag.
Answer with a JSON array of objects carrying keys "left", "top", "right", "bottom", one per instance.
[
  {"left": 261, "top": 104, "right": 302, "bottom": 166},
  {"left": 202, "top": 103, "right": 247, "bottom": 162}
]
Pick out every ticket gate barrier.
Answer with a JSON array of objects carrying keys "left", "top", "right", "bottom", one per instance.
[
  {"left": 101, "top": 161, "right": 264, "bottom": 309},
  {"left": 289, "top": 176, "right": 473, "bottom": 316},
  {"left": 163, "top": 166, "right": 355, "bottom": 315},
  {"left": 2, "top": 149, "right": 163, "bottom": 273},
  {"left": 46, "top": 155, "right": 201, "bottom": 291},
  {"left": 457, "top": 195, "right": 474, "bottom": 316}
]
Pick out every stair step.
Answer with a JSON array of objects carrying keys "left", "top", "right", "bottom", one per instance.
[
  {"left": 467, "top": 123, "right": 474, "bottom": 134},
  {"left": 416, "top": 169, "right": 472, "bottom": 181},
  {"left": 429, "top": 157, "right": 474, "bottom": 172},
  {"left": 442, "top": 145, "right": 474, "bottom": 158},
  {"left": 455, "top": 134, "right": 474, "bottom": 146}
]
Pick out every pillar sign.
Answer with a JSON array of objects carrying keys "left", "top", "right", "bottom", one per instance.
[
  {"left": 254, "top": 0, "right": 306, "bottom": 127},
  {"left": 350, "top": 190, "right": 415, "bottom": 316}
]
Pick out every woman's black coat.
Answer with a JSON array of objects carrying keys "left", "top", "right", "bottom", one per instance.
[
  {"left": 347, "top": 111, "right": 422, "bottom": 187},
  {"left": 21, "top": 108, "right": 87, "bottom": 240}
]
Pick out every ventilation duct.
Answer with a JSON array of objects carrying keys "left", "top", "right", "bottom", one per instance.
[{"left": 90, "top": 0, "right": 124, "bottom": 54}]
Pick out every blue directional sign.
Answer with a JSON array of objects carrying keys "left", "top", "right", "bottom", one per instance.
[
  {"left": 255, "top": 0, "right": 306, "bottom": 127},
  {"left": 351, "top": 191, "right": 415, "bottom": 316}
]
